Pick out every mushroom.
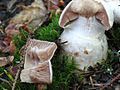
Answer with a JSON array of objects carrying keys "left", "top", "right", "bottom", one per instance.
[
  {"left": 59, "top": 0, "right": 119, "bottom": 70},
  {"left": 20, "top": 60, "right": 53, "bottom": 84},
  {"left": 20, "top": 39, "right": 57, "bottom": 83}
]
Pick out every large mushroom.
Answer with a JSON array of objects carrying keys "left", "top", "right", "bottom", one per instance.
[
  {"left": 20, "top": 39, "right": 57, "bottom": 83},
  {"left": 59, "top": 0, "right": 120, "bottom": 70}
]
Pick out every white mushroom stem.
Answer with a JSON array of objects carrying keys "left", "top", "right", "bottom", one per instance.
[
  {"left": 60, "top": 16, "right": 108, "bottom": 70},
  {"left": 59, "top": 0, "right": 116, "bottom": 70}
]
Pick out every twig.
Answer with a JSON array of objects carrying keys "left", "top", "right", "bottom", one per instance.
[
  {"left": 93, "top": 84, "right": 103, "bottom": 87},
  {"left": 101, "top": 74, "right": 120, "bottom": 90},
  {"left": 89, "top": 76, "right": 94, "bottom": 88},
  {"left": 0, "top": 77, "right": 12, "bottom": 87},
  {"left": 12, "top": 68, "right": 21, "bottom": 90},
  {"left": 7, "top": 0, "right": 17, "bottom": 10}
]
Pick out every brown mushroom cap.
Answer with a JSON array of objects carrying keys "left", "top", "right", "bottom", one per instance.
[
  {"left": 24, "top": 39, "right": 57, "bottom": 69},
  {"left": 59, "top": 0, "right": 113, "bottom": 30},
  {"left": 20, "top": 60, "right": 52, "bottom": 84}
]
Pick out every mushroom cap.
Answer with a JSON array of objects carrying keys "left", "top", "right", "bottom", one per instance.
[
  {"left": 59, "top": 0, "right": 114, "bottom": 30},
  {"left": 20, "top": 60, "right": 52, "bottom": 84},
  {"left": 24, "top": 39, "right": 57, "bottom": 69}
]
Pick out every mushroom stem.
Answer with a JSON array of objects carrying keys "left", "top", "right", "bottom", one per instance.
[{"left": 59, "top": 16, "right": 108, "bottom": 70}]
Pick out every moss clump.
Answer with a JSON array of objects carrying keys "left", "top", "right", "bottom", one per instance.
[
  {"left": 12, "top": 29, "right": 28, "bottom": 65},
  {"left": 48, "top": 54, "right": 78, "bottom": 90},
  {"left": 34, "top": 15, "right": 61, "bottom": 42}
]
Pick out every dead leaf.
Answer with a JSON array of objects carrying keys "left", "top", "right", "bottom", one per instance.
[
  {"left": 7, "top": 0, "right": 17, "bottom": 10},
  {"left": 0, "top": 40, "right": 8, "bottom": 52},
  {"left": 4, "top": 36, "right": 12, "bottom": 43},
  {"left": 19, "top": 45, "right": 25, "bottom": 56},
  {"left": 7, "top": 65, "right": 19, "bottom": 77},
  {"left": 10, "top": 42, "right": 16, "bottom": 53},
  {"left": 10, "top": 0, "right": 47, "bottom": 28},
  {"left": 0, "top": 56, "right": 14, "bottom": 67},
  {"left": 2, "top": 46, "right": 10, "bottom": 53},
  {"left": 2, "top": 42, "right": 16, "bottom": 53},
  {"left": 5, "top": 23, "right": 24, "bottom": 37},
  {"left": 44, "top": 0, "right": 65, "bottom": 17}
]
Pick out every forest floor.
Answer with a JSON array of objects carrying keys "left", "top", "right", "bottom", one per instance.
[{"left": 0, "top": 0, "right": 120, "bottom": 90}]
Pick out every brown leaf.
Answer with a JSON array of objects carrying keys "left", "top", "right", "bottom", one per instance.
[
  {"left": 10, "top": 42, "right": 16, "bottom": 53},
  {"left": 2, "top": 42, "right": 16, "bottom": 53},
  {"left": 2, "top": 46, "right": 10, "bottom": 53},
  {"left": 5, "top": 23, "right": 24, "bottom": 37},
  {"left": 0, "top": 40, "right": 6, "bottom": 52},
  {"left": 9, "top": 0, "right": 47, "bottom": 28},
  {"left": 7, "top": 65, "right": 19, "bottom": 77},
  {"left": 0, "top": 56, "right": 14, "bottom": 67},
  {"left": 19, "top": 45, "right": 25, "bottom": 56},
  {"left": 4, "top": 36, "right": 12, "bottom": 43}
]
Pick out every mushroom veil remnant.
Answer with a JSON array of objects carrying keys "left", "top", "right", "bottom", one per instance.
[
  {"left": 59, "top": 0, "right": 120, "bottom": 70},
  {"left": 20, "top": 39, "right": 57, "bottom": 83}
]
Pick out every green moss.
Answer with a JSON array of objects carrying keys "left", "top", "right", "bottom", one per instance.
[
  {"left": 48, "top": 54, "right": 78, "bottom": 90},
  {"left": 13, "top": 29, "right": 28, "bottom": 50},
  {"left": 34, "top": 15, "right": 61, "bottom": 42},
  {"left": 12, "top": 29, "right": 28, "bottom": 65}
]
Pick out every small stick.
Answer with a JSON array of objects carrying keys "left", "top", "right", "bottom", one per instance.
[
  {"left": 12, "top": 68, "right": 21, "bottom": 90},
  {"left": 7, "top": 0, "right": 17, "bottom": 10},
  {"left": 101, "top": 74, "right": 120, "bottom": 90},
  {"left": 93, "top": 84, "right": 103, "bottom": 87},
  {"left": 89, "top": 76, "right": 94, "bottom": 88}
]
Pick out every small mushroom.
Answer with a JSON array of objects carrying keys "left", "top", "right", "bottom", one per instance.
[
  {"left": 20, "top": 60, "right": 52, "bottom": 84},
  {"left": 59, "top": 0, "right": 118, "bottom": 70},
  {"left": 20, "top": 39, "right": 57, "bottom": 83}
]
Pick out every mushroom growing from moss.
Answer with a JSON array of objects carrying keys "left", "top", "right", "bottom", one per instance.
[
  {"left": 59, "top": 0, "right": 119, "bottom": 70},
  {"left": 20, "top": 39, "right": 57, "bottom": 83}
]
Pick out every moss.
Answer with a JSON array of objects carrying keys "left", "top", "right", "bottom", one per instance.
[
  {"left": 34, "top": 15, "right": 61, "bottom": 42},
  {"left": 12, "top": 29, "right": 28, "bottom": 65},
  {"left": 48, "top": 54, "right": 78, "bottom": 90}
]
